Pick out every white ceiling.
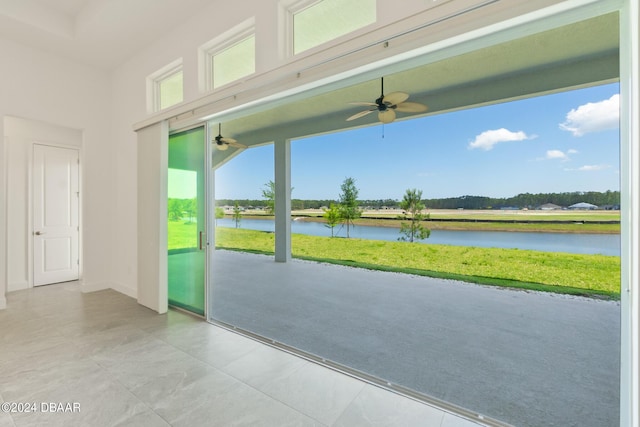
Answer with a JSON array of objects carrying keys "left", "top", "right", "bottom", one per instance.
[{"left": 0, "top": 0, "right": 215, "bottom": 69}]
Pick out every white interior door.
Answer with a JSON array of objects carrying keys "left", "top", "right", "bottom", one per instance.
[{"left": 33, "top": 144, "right": 80, "bottom": 286}]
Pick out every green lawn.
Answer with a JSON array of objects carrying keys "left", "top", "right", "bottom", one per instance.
[
  {"left": 168, "top": 220, "right": 199, "bottom": 250},
  {"left": 295, "top": 217, "right": 619, "bottom": 233},
  {"left": 214, "top": 227, "right": 621, "bottom": 299}
]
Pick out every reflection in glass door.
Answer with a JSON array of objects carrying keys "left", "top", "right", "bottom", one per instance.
[{"left": 168, "top": 126, "right": 207, "bottom": 315}]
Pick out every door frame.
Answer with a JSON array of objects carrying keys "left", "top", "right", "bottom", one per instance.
[
  {"left": 31, "top": 142, "right": 82, "bottom": 287},
  {"left": 167, "top": 123, "right": 210, "bottom": 318}
]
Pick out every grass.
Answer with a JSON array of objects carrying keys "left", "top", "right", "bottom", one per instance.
[
  {"left": 168, "top": 221, "right": 199, "bottom": 250},
  {"left": 295, "top": 217, "right": 620, "bottom": 233},
  {"left": 214, "top": 227, "right": 621, "bottom": 299}
]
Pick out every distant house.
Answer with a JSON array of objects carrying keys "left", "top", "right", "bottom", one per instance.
[
  {"left": 568, "top": 202, "right": 598, "bottom": 210},
  {"left": 538, "top": 203, "right": 563, "bottom": 210}
]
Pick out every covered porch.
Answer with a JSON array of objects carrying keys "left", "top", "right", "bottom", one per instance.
[{"left": 210, "top": 249, "right": 620, "bottom": 427}]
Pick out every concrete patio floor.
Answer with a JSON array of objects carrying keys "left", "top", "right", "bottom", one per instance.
[{"left": 210, "top": 249, "right": 620, "bottom": 427}]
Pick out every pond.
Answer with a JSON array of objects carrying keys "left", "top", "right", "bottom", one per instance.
[{"left": 216, "top": 218, "right": 620, "bottom": 256}]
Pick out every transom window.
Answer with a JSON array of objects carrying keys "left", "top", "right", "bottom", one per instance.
[
  {"left": 148, "top": 60, "right": 183, "bottom": 112},
  {"left": 288, "top": 0, "right": 377, "bottom": 55},
  {"left": 201, "top": 20, "right": 256, "bottom": 91},
  {"left": 211, "top": 34, "right": 256, "bottom": 89}
]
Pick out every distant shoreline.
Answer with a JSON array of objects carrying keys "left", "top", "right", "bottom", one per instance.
[{"left": 227, "top": 209, "right": 621, "bottom": 234}]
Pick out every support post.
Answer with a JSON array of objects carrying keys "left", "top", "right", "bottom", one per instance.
[
  {"left": 620, "top": 1, "right": 639, "bottom": 425},
  {"left": 274, "top": 139, "right": 291, "bottom": 262}
]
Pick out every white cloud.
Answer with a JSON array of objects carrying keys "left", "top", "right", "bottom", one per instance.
[
  {"left": 545, "top": 149, "right": 578, "bottom": 161},
  {"left": 468, "top": 128, "right": 535, "bottom": 151},
  {"left": 578, "top": 164, "right": 610, "bottom": 171},
  {"left": 546, "top": 150, "right": 568, "bottom": 160},
  {"left": 559, "top": 94, "right": 619, "bottom": 136},
  {"left": 564, "top": 164, "right": 611, "bottom": 172}
]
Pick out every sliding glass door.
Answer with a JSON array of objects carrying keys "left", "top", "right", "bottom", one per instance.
[{"left": 168, "top": 126, "right": 207, "bottom": 315}]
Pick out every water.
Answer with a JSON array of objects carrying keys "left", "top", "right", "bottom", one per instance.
[{"left": 216, "top": 218, "right": 620, "bottom": 256}]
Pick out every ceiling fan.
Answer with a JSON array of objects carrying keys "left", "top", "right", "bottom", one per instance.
[
  {"left": 346, "top": 77, "right": 428, "bottom": 124},
  {"left": 213, "top": 123, "right": 246, "bottom": 151}
]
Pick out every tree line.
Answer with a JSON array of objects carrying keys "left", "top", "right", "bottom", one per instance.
[
  {"left": 260, "top": 177, "right": 430, "bottom": 242},
  {"left": 424, "top": 191, "right": 620, "bottom": 209},
  {"left": 174, "top": 184, "right": 618, "bottom": 243},
  {"left": 215, "top": 190, "right": 620, "bottom": 210}
]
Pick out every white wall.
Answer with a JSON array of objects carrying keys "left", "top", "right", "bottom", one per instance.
[
  {"left": 0, "top": 37, "right": 114, "bottom": 299},
  {"left": 4, "top": 117, "right": 82, "bottom": 291}
]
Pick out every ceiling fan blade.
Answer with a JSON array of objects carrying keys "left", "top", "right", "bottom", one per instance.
[
  {"left": 349, "top": 102, "right": 378, "bottom": 106},
  {"left": 378, "top": 109, "right": 396, "bottom": 123},
  {"left": 395, "top": 102, "right": 428, "bottom": 113},
  {"left": 347, "top": 109, "right": 375, "bottom": 121},
  {"left": 383, "top": 91, "right": 409, "bottom": 106},
  {"left": 227, "top": 141, "right": 247, "bottom": 149},
  {"left": 220, "top": 136, "right": 237, "bottom": 144}
]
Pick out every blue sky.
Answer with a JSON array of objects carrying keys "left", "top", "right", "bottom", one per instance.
[{"left": 215, "top": 82, "right": 620, "bottom": 200}]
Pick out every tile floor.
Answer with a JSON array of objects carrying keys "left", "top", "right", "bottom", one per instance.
[{"left": 0, "top": 282, "right": 486, "bottom": 426}]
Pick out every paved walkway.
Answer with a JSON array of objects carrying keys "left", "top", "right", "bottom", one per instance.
[{"left": 210, "top": 250, "right": 620, "bottom": 427}]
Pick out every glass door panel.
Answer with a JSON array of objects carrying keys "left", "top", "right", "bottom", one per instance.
[{"left": 168, "top": 126, "right": 206, "bottom": 315}]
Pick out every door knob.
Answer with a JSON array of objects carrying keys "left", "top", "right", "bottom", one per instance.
[{"left": 34, "top": 231, "right": 45, "bottom": 235}]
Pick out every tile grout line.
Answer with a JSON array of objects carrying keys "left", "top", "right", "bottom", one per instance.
[
  {"left": 88, "top": 356, "right": 173, "bottom": 426},
  {"left": 159, "top": 322, "right": 327, "bottom": 425},
  {"left": 327, "top": 382, "right": 367, "bottom": 427},
  {"left": 84, "top": 324, "right": 178, "bottom": 426}
]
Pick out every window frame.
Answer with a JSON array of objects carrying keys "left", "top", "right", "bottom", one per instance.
[
  {"left": 147, "top": 59, "right": 184, "bottom": 113},
  {"left": 282, "top": 0, "right": 377, "bottom": 57},
  {"left": 199, "top": 19, "right": 256, "bottom": 92}
]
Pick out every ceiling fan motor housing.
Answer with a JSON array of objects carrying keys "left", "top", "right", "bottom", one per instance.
[{"left": 376, "top": 96, "right": 388, "bottom": 110}]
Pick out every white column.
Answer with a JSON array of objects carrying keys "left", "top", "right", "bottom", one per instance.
[
  {"left": 136, "top": 121, "right": 169, "bottom": 314},
  {"left": 620, "top": 1, "right": 639, "bottom": 425},
  {"left": 274, "top": 139, "right": 291, "bottom": 262}
]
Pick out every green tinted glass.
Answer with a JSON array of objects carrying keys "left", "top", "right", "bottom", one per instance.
[{"left": 168, "top": 126, "right": 206, "bottom": 315}]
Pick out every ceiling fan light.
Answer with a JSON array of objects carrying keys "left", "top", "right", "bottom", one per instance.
[
  {"left": 379, "top": 109, "right": 396, "bottom": 123},
  {"left": 216, "top": 142, "right": 229, "bottom": 151}
]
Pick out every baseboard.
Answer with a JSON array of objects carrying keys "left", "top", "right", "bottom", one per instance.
[
  {"left": 80, "top": 281, "right": 111, "bottom": 293},
  {"left": 111, "top": 282, "right": 137, "bottom": 299},
  {"left": 81, "top": 281, "right": 137, "bottom": 300},
  {"left": 7, "top": 280, "right": 29, "bottom": 292}
]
